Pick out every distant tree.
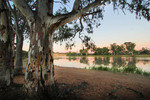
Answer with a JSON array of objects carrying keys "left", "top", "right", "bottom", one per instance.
[
  {"left": 93, "top": 47, "right": 109, "bottom": 55},
  {"left": 110, "top": 43, "right": 118, "bottom": 55},
  {"left": 66, "top": 52, "right": 78, "bottom": 56},
  {"left": 116, "top": 45, "right": 122, "bottom": 55},
  {"left": 80, "top": 48, "right": 88, "bottom": 56},
  {"left": 102, "top": 47, "right": 109, "bottom": 55},
  {"left": 140, "top": 48, "right": 150, "bottom": 54},
  {"left": 116, "top": 44, "right": 125, "bottom": 55},
  {"left": 94, "top": 48, "right": 103, "bottom": 55},
  {"left": 120, "top": 44, "right": 126, "bottom": 54},
  {"left": 124, "top": 42, "right": 136, "bottom": 55}
]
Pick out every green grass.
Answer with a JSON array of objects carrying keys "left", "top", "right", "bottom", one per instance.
[
  {"left": 123, "top": 66, "right": 137, "bottom": 73},
  {"left": 88, "top": 66, "right": 150, "bottom": 76},
  {"left": 135, "top": 68, "right": 143, "bottom": 74},
  {"left": 143, "top": 71, "right": 150, "bottom": 76},
  {"left": 90, "top": 66, "right": 110, "bottom": 71}
]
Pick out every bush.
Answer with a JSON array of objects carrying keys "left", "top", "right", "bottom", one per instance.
[
  {"left": 135, "top": 69, "right": 143, "bottom": 74},
  {"left": 66, "top": 52, "right": 78, "bottom": 56},
  {"left": 143, "top": 71, "right": 150, "bottom": 76},
  {"left": 123, "top": 66, "right": 136, "bottom": 73}
]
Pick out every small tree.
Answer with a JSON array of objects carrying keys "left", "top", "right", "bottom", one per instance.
[
  {"left": 140, "top": 48, "right": 150, "bottom": 54},
  {"left": 110, "top": 43, "right": 117, "bottom": 55},
  {"left": 94, "top": 48, "right": 103, "bottom": 55},
  {"left": 80, "top": 48, "right": 88, "bottom": 56},
  {"left": 102, "top": 47, "right": 109, "bottom": 55},
  {"left": 116, "top": 44, "right": 125, "bottom": 55},
  {"left": 124, "top": 42, "right": 136, "bottom": 55}
]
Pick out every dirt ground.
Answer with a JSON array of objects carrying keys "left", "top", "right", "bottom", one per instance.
[{"left": 6, "top": 66, "right": 150, "bottom": 100}]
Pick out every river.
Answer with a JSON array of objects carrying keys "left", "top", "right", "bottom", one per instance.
[{"left": 54, "top": 56, "right": 150, "bottom": 72}]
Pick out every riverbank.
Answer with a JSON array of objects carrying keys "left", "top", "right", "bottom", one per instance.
[
  {"left": 10, "top": 66, "right": 150, "bottom": 100},
  {"left": 55, "top": 66, "right": 150, "bottom": 100}
]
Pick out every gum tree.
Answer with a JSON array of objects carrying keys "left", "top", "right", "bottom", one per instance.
[
  {"left": 7, "top": 1, "right": 30, "bottom": 75},
  {"left": 12, "top": 0, "right": 150, "bottom": 93},
  {"left": 0, "top": 0, "right": 13, "bottom": 88}
]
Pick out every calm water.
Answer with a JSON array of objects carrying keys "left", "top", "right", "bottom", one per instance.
[{"left": 54, "top": 56, "right": 150, "bottom": 72}]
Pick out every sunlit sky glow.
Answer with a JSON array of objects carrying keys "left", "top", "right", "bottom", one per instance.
[{"left": 23, "top": 3, "right": 150, "bottom": 53}]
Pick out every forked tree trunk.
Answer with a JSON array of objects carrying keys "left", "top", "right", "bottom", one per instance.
[
  {"left": 24, "top": 17, "right": 55, "bottom": 92},
  {"left": 0, "top": 0, "right": 12, "bottom": 88}
]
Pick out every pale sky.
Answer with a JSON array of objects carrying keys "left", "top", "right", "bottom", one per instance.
[{"left": 23, "top": 3, "right": 150, "bottom": 52}]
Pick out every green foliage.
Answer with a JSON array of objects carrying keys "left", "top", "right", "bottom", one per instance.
[
  {"left": 80, "top": 48, "right": 88, "bottom": 56},
  {"left": 136, "top": 68, "right": 143, "bottom": 74},
  {"left": 110, "top": 43, "right": 118, "bottom": 55},
  {"left": 90, "top": 42, "right": 150, "bottom": 56},
  {"left": 94, "top": 47, "right": 109, "bottom": 55},
  {"left": 66, "top": 52, "right": 78, "bottom": 56},
  {"left": 80, "top": 57, "right": 89, "bottom": 64},
  {"left": 143, "top": 71, "right": 150, "bottom": 76},
  {"left": 123, "top": 66, "right": 137, "bottom": 73},
  {"left": 94, "top": 48, "right": 103, "bottom": 55},
  {"left": 140, "top": 48, "right": 150, "bottom": 55},
  {"left": 124, "top": 42, "right": 136, "bottom": 55},
  {"left": 89, "top": 65, "right": 150, "bottom": 76},
  {"left": 103, "top": 47, "right": 109, "bottom": 55}
]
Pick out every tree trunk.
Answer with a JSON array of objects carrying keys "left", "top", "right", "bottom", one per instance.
[
  {"left": 14, "top": 32, "right": 23, "bottom": 75},
  {"left": 0, "top": 40, "right": 12, "bottom": 88},
  {"left": 24, "top": 17, "right": 55, "bottom": 93},
  {"left": 0, "top": 0, "right": 12, "bottom": 88}
]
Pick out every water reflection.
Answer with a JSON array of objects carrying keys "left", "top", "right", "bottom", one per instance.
[
  {"left": 68, "top": 57, "right": 77, "bottom": 61},
  {"left": 54, "top": 56, "right": 150, "bottom": 72},
  {"left": 80, "top": 57, "right": 89, "bottom": 65}
]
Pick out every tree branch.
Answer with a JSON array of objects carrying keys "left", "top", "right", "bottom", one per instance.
[
  {"left": 7, "top": 0, "right": 19, "bottom": 38},
  {"left": 54, "top": 0, "right": 108, "bottom": 27},
  {"left": 72, "top": 0, "right": 81, "bottom": 11},
  {"left": 38, "top": 0, "right": 49, "bottom": 19},
  {"left": 83, "top": 10, "right": 102, "bottom": 16},
  {"left": 48, "top": 0, "right": 54, "bottom": 15},
  {"left": 12, "top": 0, "right": 34, "bottom": 23}
]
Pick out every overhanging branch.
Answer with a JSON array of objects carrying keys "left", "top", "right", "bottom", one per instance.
[
  {"left": 55, "top": 0, "right": 108, "bottom": 27},
  {"left": 12, "top": 0, "right": 34, "bottom": 23}
]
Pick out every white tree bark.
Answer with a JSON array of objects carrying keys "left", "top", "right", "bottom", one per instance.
[{"left": 12, "top": 0, "right": 34, "bottom": 25}]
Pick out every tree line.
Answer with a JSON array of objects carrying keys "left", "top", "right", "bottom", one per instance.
[{"left": 67, "top": 42, "right": 150, "bottom": 56}]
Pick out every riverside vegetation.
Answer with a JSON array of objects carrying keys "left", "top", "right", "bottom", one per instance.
[{"left": 87, "top": 65, "right": 150, "bottom": 76}]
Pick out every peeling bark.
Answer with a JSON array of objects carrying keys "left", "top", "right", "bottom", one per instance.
[{"left": 24, "top": 16, "right": 55, "bottom": 92}]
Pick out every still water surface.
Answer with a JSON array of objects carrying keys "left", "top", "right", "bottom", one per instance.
[{"left": 54, "top": 56, "right": 150, "bottom": 72}]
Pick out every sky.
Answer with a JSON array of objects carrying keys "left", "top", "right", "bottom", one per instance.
[{"left": 23, "top": 2, "right": 150, "bottom": 53}]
